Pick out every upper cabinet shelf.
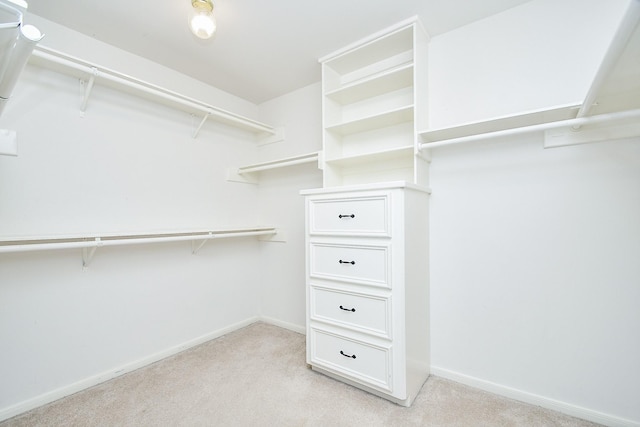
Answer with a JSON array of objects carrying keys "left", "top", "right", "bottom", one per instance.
[
  {"left": 321, "top": 25, "right": 414, "bottom": 93},
  {"left": 324, "top": 63, "right": 413, "bottom": 105},
  {"left": 28, "top": 46, "right": 276, "bottom": 136},
  {"left": 325, "top": 105, "right": 414, "bottom": 136},
  {"left": 324, "top": 145, "right": 413, "bottom": 167}
]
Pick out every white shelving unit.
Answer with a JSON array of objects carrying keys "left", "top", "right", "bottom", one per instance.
[
  {"left": 302, "top": 18, "right": 431, "bottom": 408},
  {"left": 28, "top": 46, "right": 276, "bottom": 137},
  {"left": 320, "top": 17, "right": 429, "bottom": 188}
]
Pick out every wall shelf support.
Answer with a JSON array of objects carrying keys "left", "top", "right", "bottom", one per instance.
[
  {"left": 191, "top": 233, "right": 212, "bottom": 254},
  {"left": 192, "top": 112, "right": 210, "bottom": 139},
  {"left": 81, "top": 240, "right": 100, "bottom": 268},
  {"left": 258, "top": 126, "right": 286, "bottom": 146},
  {"left": 80, "top": 67, "right": 98, "bottom": 113}
]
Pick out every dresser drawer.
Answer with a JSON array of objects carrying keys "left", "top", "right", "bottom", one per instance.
[
  {"left": 310, "top": 286, "right": 391, "bottom": 338},
  {"left": 308, "top": 195, "right": 389, "bottom": 236},
  {"left": 309, "top": 328, "right": 392, "bottom": 392},
  {"left": 310, "top": 242, "right": 390, "bottom": 288}
]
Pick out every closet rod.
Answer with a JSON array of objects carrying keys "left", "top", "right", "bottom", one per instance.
[
  {"left": 29, "top": 46, "right": 274, "bottom": 134},
  {"left": 419, "top": 108, "right": 640, "bottom": 150},
  {"left": 0, "top": 229, "right": 276, "bottom": 254},
  {"left": 574, "top": 0, "right": 640, "bottom": 123},
  {"left": 238, "top": 152, "right": 319, "bottom": 174}
]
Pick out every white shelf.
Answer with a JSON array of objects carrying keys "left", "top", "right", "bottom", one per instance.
[
  {"left": 321, "top": 23, "right": 414, "bottom": 75},
  {"left": 325, "top": 63, "right": 413, "bottom": 105},
  {"left": 0, "top": 227, "right": 278, "bottom": 266},
  {"left": 324, "top": 145, "right": 413, "bottom": 168},
  {"left": 28, "top": 46, "right": 275, "bottom": 136},
  {"left": 418, "top": 105, "right": 640, "bottom": 150},
  {"left": 238, "top": 152, "right": 320, "bottom": 174},
  {"left": 323, "top": 146, "right": 416, "bottom": 187},
  {"left": 227, "top": 152, "right": 320, "bottom": 184},
  {"left": 419, "top": 103, "right": 580, "bottom": 146},
  {"left": 326, "top": 105, "right": 414, "bottom": 136}
]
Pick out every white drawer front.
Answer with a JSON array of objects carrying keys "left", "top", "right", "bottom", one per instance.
[
  {"left": 310, "top": 328, "right": 392, "bottom": 392},
  {"left": 310, "top": 243, "right": 389, "bottom": 288},
  {"left": 310, "top": 286, "right": 391, "bottom": 338},
  {"left": 309, "top": 196, "right": 389, "bottom": 236}
]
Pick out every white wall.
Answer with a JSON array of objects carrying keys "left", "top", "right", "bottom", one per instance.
[
  {"left": 256, "top": 82, "right": 323, "bottom": 330},
  {"left": 0, "top": 17, "right": 266, "bottom": 420},
  {"left": 429, "top": 135, "right": 640, "bottom": 425},
  {"left": 427, "top": 0, "right": 640, "bottom": 425},
  {"left": 428, "top": 0, "right": 629, "bottom": 129}
]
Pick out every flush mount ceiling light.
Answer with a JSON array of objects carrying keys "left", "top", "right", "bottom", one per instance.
[{"left": 189, "top": 0, "right": 216, "bottom": 40}]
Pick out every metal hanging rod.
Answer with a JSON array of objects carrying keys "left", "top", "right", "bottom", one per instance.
[
  {"left": 0, "top": 227, "right": 277, "bottom": 262},
  {"left": 29, "top": 45, "right": 275, "bottom": 135},
  {"left": 237, "top": 152, "right": 320, "bottom": 174},
  {"left": 419, "top": 108, "right": 640, "bottom": 150}
]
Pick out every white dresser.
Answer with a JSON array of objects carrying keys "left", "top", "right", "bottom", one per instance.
[{"left": 301, "top": 182, "right": 429, "bottom": 406}]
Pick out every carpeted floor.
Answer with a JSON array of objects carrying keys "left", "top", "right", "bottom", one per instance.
[{"left": 1, "top": 322, "right": 600, "bottom": 426}]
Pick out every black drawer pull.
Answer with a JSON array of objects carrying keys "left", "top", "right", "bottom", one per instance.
[
  {"left": 339, "top": 260, "right": 355, "bottom": 265},
  {"left": 340, "top": 350, "right": 356, "bottom": 359},
  {"left": 339, "top": 305, "right": 356, "bottom": 312},
  {"left": 338, "top": 214, "right": 355, "bottom": 219}
]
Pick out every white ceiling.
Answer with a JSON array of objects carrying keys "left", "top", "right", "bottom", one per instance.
[{"left": 25, "top": 0, "right": 532, "bottom": 104}]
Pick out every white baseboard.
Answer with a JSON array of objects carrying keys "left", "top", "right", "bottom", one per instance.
[
  {"left": 259, "top": 315, "right": 305, "bottom": 334},
  {"left": 9, "top": 323, "right": 633, "bottom": 427},
  {"left": 431, "top": 366, "right": 639, "bottom": 427},
  {"left": 0, "top": 317, "right": 260, "bottom": 423}
]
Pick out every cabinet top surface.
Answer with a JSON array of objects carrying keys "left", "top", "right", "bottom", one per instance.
[
  {"left": 300, "top": 181, "right": 430, "bottom": 196},
  {"left": 318, "top": 16, "right": 424, "bottom": 65}
]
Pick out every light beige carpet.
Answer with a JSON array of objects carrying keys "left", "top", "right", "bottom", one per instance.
[{"left": 2, "top": 322, "right": 600, "bottom": 426}]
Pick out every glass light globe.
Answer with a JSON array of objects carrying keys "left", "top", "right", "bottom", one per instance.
[
  {"left": 21, "top": 24, "right": 43, "bottom": 41},
  {"left": 189, "top": 12, "right": 216, "bottom": 39}
]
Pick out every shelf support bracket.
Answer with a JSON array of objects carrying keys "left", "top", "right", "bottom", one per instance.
[
  {"left": 192, "top": 111, "right": 211, "bottom": 139},
  {"left": 225, "top": 168, "right": 258, "bottom": 184},
  {"left": 258, "top": 126, "right": 285, "bottom": 146},
  {"left": 80, "top": 67, "right": 98, "bottom": 114},
  {"left": 191, "top": 233, "right": 213, "bottom": 254},
  {"left": 81, "top": 238, "right": 101, "bottom": 268},
  {"left": 258, "top": 228, "right": 286, "bottom": 243},
  {"left": 544, "top": 120, "right": 640, "bottom": 149}
]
